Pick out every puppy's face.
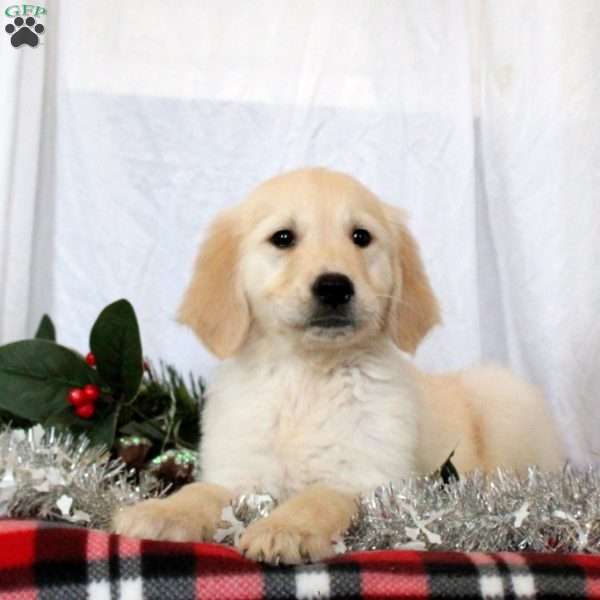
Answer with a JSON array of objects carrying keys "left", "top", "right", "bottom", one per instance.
[
  {"left": 238, "top": 172, "right": 395, "bottom": 348},
  {"left": 179, "top": 168, "right": 440, "bottom": 358}
]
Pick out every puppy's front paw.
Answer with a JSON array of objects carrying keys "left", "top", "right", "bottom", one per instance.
[
  {"left": 239, "top": 517, "right": 334, "bottom": 565},
  {"left": 113, "top": 498, "right": 215, "bottom": 543}
]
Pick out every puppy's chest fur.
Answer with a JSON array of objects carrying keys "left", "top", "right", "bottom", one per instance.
[{"left": 200, "top": 346, "right": 419, "bottom": 498}]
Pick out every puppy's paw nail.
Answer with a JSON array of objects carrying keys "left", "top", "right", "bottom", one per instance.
[{"left": 300, "top": 547, "right": 311, "bottom": 562}]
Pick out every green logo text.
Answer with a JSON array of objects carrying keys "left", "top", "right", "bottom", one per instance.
[{"left": 5, "top": 4, "right": 47, "bottom": 18}]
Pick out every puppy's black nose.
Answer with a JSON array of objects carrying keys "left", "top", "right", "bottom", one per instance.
[{"left": 312, "top": 273, "right": 354, "bottom": 308}]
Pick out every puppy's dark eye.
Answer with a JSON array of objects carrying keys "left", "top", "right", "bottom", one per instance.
[
  {"left": 270, "top": 229, "right": 296, "bottom": 249},
  {"left": 352, "top": 228, "right": 372, "bottom": 248}
]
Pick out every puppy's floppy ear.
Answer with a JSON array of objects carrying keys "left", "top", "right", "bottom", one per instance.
[
  {"left": 386, "top": 211, "right": 441, "bottom": 353},
  {"left": 177, "top": 211, "right": 250, "bottom": 359}
]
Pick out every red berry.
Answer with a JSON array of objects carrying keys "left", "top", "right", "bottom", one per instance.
[
  {"left": 85, "top": 352, "right": 96, "bottom": 366},
  {"left": 67, "top": 388, "right": 86, "bottom": 407},
  {"left": 82, "top": 384, "right": 100, "bottom": 403},
  {"left": 75, "top": 403, "right": 95, "bottom": 419}
]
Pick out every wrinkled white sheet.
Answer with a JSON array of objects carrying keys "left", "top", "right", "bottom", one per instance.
[{"left": 3, "top": 1, "right": 600, "bottom": 462}]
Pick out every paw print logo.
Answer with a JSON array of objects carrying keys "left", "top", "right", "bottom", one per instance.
[{"left": 5, "top": 16, "right": 45, "bottom": 48}]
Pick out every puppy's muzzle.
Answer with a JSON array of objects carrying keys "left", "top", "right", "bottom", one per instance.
[{"left": 309, "top": 273, "right": 355, "bottom": 328}]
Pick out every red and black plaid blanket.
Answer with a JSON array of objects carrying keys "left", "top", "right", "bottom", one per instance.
[{"left": 2, "top": 519, "right": 600, "bottom": 599}]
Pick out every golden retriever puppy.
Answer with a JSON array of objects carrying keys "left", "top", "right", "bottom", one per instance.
[{"left": 114, "top": 168, "right": 563, "bottom": 563}]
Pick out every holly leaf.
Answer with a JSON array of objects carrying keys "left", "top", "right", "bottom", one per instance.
[
  {"left": 0, "top": 340, "right": 98, "bottom": 421},
  {"left": 35, "top": 315, "right": 56, "bottom": 341},
  {"left": 87, "top": 406, "right": 120, "bottom": 448},
  {"left": 0, "top": 408, "right": 32, "bottom": 429},
  {"left": 44, "top": 403, "right": 120, "bottom": 449},
  {"left": 90, "top": 299, "right": 143, "bottom": 401}
]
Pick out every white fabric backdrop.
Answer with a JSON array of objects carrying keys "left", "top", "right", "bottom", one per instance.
[{"left": 1, "top": 1, "right": 599, "bottom": 462}]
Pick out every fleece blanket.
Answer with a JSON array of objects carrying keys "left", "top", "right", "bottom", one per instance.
[{"left": 1, "top": 519, "right": 600, "bottom": 599}]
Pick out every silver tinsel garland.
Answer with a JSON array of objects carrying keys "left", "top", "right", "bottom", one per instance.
[
  {"left": 2, "top": 425, "right": 599, "bottom": 554},
  {"left": 0, "top": 426, "right": 161, "bottom": 530},
  {"left": 219, "top": 466, "right": 600, "bottom": 555},
  {"left": 345, "top": 466, "right": 600, "bottom": 554}
]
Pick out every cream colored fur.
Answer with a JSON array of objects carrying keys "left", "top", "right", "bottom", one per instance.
[{"left": 114, "top": 168, "right": 563, "bottom": 564}]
